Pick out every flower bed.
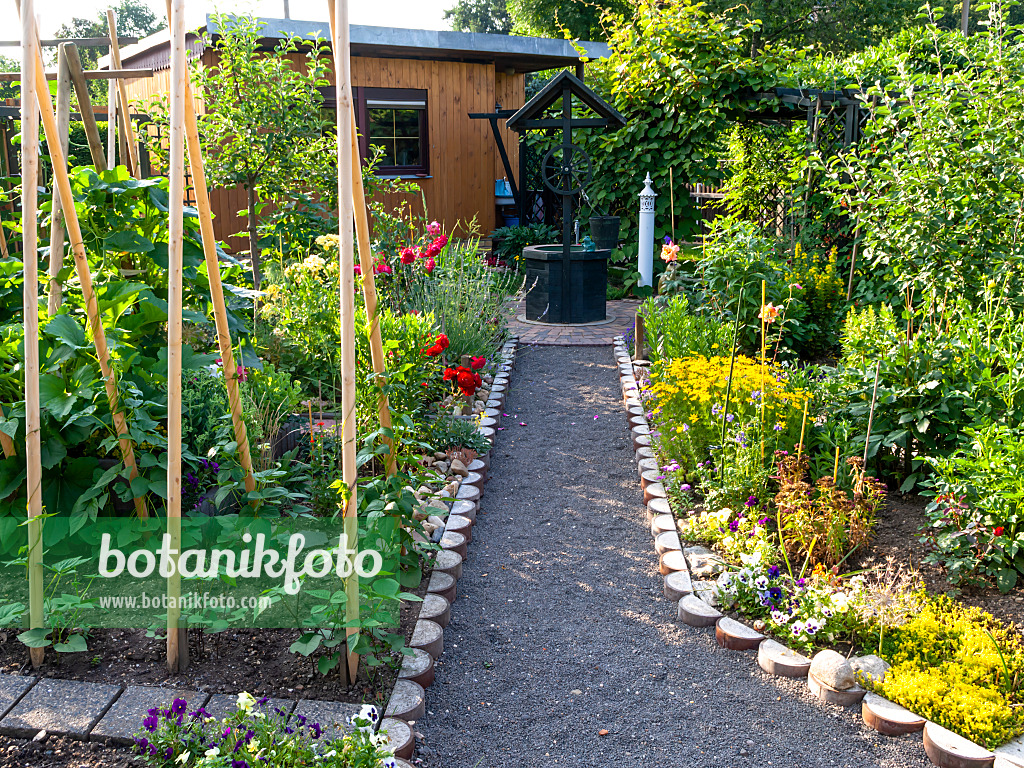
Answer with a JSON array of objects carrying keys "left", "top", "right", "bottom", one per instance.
[{"left": 613, "top": 337, "right": 1024, "bottom": 764}]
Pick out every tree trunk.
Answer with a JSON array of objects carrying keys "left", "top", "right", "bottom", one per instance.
[{"left": 246, "top": 181, "right": 261, "bottom": 291}]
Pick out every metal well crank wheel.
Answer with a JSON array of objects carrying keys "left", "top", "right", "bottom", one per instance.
[{"left": 541, "top": 144, "right": 592, "bottom": 196}]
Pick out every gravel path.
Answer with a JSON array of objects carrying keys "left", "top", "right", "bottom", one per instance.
[{"left": 415, "top": 345, "right": 929, "bottom": 768}]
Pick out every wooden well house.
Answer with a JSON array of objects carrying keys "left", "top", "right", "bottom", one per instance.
[{"left": 105, "top": 16, "right": 609, "bottom": 248}]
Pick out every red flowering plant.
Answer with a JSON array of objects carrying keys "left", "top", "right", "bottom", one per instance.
[
  {"left": 375, "top": 221, "right": 452, "bottom": 312},
  {"left": 443, "top": 365, "right": 483, "bottom": 397}
]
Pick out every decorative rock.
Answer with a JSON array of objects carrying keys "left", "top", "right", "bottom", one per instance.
[
  {"left": 658, "top": 550, "right": 688, "bottom": 575},
  {"left": 384, "top": 680, "right": 426, "bottom": 723},
  {"left": 440, "top": 530, "right": 467, "bottom": 559},
  {"left": 655, "top": 530, "right": 682, "bottom": 555},
  {"left": 419, "top": 593, "right": 452, "bottom": 628},
  {"left": 810, "top": 649, "right": 856, "bottom": 691},
  {"left": 651, "top": 513, "right": 676, "bottom": 537},
  {"left": 456, "top": 484, "right": 480, "bottom": 503},
  {"left": 290, "top": 700, "right": 363, "bottom": 741},
  {"left": 923, "top": 722, "right": 995, "bottom": 768},
  {"left": 807, "top": 671, "right": 866, "bottom": 707},
  {"left": 449, "top": 459, "right": 469, "bottom": 477},
  {"left": 640, "top": 469, "right": 664, "bottom": 491},
  {"left": 0, "top": 678, "right": 121, "bottom": 738},
  {"left": 693, "top": 580, "right": 718, "bottom": 606},
  {"left": 851, "top": 654, "right": 890, "bottom": 685},
  {"left": 92, "top": 687, "right": 208, "bottom": 744},
  {"left": 433, "top": 549, "right": 463, "bottom": 580},
  {"left": 685, "top": 546, "right": 726, "bottom": 578},
  {"left": 757, "top": 639, "right": 812, "bottom": 678},
  {"left": 427, "top": 570, "right": 456, "bottom": 604},
  {"left": 643, "top": 482, "right": 666, "bottom": 505},
  {"left": 426, "top": 514, "right": 446, "bottom": 530},
  {"left": 381, "top": 717, "right": 415, "bottom": 759},
  {"left": 861, "top": 692, "right": 925, "bottom": 736},
  {"left": 449, "top": 499, "right": 476, "bottom": 523},
  {"left": 715, "top": 617, "right": 764, "bottom": 651},
  {"left": 398, "top": 648, "right": 436, "bottom": 689},
  {"left": 445, "top": 515, "right": 473, "bottom": 544},
  {"left": 664, "top": 569, "right": 693, "bottom": 601},
  {"left": 677, "top": 594, "right": 723, "bottom": 627}
]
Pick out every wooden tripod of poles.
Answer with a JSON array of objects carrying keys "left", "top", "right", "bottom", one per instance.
[{"left": 18, "top": 0, "right": 149, "bottom": 522}]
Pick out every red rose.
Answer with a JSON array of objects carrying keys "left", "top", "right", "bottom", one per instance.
[
  {"left": 443, "top": 367, "right": 456, "bottom": 381},
  {"left": 436, "top": 334, "right": 449, "bottom": 351},
  {"left": 473, "top": 373, "right": 482, "bottom": 388},
  {"left": 470, "top": 356, "right": 486, "bottom": 370},
  {"left": 994, "top": 526, "right": 1006, "bottom": 536},
  {"left": 424, "top": 257, "right": 436, "bottom": 274},
  {"left": 400, "top": 247, "right": 417, "bottom": 265},
  {"left": 425, "top": 343, "right": 443, "bottom": 357}
]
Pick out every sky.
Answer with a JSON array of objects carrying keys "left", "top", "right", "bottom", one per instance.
[{"left": 2, "top": 0, "right": 453, "bottom": 54}]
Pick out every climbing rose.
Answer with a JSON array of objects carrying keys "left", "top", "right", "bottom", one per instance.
[
  {"left": 424, "top": 257, "right": 436, "bottom": 274},
  {"left": 470, "top": 356, "right": 486, "bottom": 370},
  {"left": 427, "top": 220, "right": 441, "bottom": 236}
]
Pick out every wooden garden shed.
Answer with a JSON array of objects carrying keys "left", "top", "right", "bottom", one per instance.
[{"left": 104, "top": 16, "right": 609, "bottom": 247}]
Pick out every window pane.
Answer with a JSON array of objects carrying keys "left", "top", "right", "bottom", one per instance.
[
  {"left": 369, "top": 138, "right": 396, "bottom": 166},
  {"left": 394, "top": 139, "right": 420, "bottom": 167},
  {"left": 367, "top": 109, "right": 393, "bottom": 139},
  {"left": 392, "top": 109, "right": 420, "bottom": 138}
]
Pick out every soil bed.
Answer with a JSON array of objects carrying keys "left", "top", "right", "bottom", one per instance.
[
  {"left": 853, "top": 493, "right": 1024, "bottom": 630},
  {"left": 0, "top": 563, "right": 431, "bottom": 705}
]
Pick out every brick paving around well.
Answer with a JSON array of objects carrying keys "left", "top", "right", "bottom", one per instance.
[{"left": 507, "top": 298, "right": 640, "bottom": 347}]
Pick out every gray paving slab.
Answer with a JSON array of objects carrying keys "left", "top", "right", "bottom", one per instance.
[
  {"left": 0, "top": 677, "right": 121, "bottom": 738},
  {"left": 290, "top": 699, "right": 363, "bottom": 741},
  {"left": 0, "top": 674, "right": 36, "bottom": 719},
  {"left": 91, "top": 686, "right": 209, "bottom": 745}
]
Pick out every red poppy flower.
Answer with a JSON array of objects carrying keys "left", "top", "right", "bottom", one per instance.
[
  {"left": 994, "top": 526, "right": 1006, "bottom": 536},
  {"left": 470, "top": 356, "right": 486, "bottom": 370}
]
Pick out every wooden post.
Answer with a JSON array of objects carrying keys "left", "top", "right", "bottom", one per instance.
[
  {"left": 166, "top": 0, "right": 187, "bottom": 673},
  {"left": 961, "top": 0, "right": 971, "bottom": 36},
  {"left": 22, "top": 0, "right": 45, "bottom": 670},
  {"left": 106, "top": 9, "right": 141, "bottom": 179},
  {"left": 163, "top": 0, "right": 256, "bottom": 494},
  {"left": 107, "top": 77, "right": 117, "bottom": 169},
  {"left": 64, "top": 43, "right": 107, "bottom": 170},
  {"left": 327, "top": 0, "right": 396, "bottom": 479},
  {"left": 334, "top": 0, "right": 360, "bottom": 686},
  {"left": 350, "top": 112, "right": 396, "bottom": 476},
  {"left": 633, "top": 310, "right": 646, "bottom": 361},
  {"left": 20, "top": 4, "right": 149, "bottom": 519},
  {"left": 47, "top": 43, "right": 71, "bottom": 316}
]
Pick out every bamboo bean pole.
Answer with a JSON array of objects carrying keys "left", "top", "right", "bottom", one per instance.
[
  {"left": 334, "top": 0, "right": 361, "bottom": 685},
  {"left": 22, "top": 1, "right": 44, "bottom": 670},
  {"left": 18, "top": 0, "right": 149, "bottom": 519},
  {"left": 863, "top": 359, "right": 882, "bottom": 466},
  {"left": 166, "top": 0, "right": 187, "bottom": 673},
  {"left": 107, "top": 78, "right": 117, "bottom": 169},
  {"left": 326, "top": 2, "right": 397, "bottom": 478},
  {"left": 64, "top": 43, "right": 107, "bottom": 169},
  {"left": 669, "top": 167, "right": 675, "bottom": 243},
  {"left": 0, "top": 220, "right": 8, "bottom": 259},
  {"left": 47, "top": 43, "right": 71, "bottom": 316},
  {"left": 163, "top": 0, "right": 256, "bottom": 494},
  {"left": 105, "top": 10, "right": 140, "bottom": 179}
]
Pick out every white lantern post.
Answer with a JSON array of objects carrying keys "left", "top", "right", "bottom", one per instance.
[{"left": 638, "top": 173, "right": 657, "bottom": 288}]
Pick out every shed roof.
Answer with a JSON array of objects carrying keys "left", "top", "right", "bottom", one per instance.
[{"left": 104, "top": 15, "right": 611, "bottom": 74}]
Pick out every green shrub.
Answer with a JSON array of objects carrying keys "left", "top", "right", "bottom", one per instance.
[
  {"left": 640, "top": 295, "right": 731, "bottom": 362},
  {"left": 426, "top": 415, "right": 491, "bottom": 455}
]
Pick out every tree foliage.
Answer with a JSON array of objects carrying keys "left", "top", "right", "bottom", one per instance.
[
  {"left": 507, "top": 0, "right": 629, "bottom": 40},
  {"left": 55, "top": 0, "right": 164, "bottom": 69},
  {"left": 444, "top": 0, "right": 513, "bottom": 34}
]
